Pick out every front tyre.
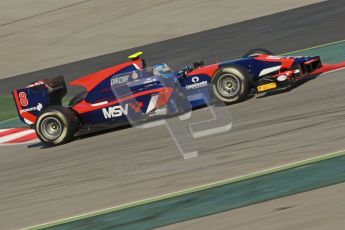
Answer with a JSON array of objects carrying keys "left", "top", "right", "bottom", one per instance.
[
  {"left": 35, "top": 105, "right": 79, "bottom": 146},
  {"left": 211, "top": 65, "right": 251, "bottom": 103}
]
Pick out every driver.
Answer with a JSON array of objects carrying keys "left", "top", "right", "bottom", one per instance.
[{"left": 152, "top": 63, "right": 173, "bottom": 76}]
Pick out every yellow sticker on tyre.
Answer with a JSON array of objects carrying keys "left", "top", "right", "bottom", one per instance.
[{"left": 257, "top": 83, "right": 277, "bottom": 92}]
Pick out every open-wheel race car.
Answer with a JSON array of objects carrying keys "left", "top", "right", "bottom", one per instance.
[{"left": 13, "top": 49, "right": 322, "bottom": 146}]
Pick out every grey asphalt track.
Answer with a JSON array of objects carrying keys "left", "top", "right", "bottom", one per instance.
[
  {"left": 1, "top": 1, "right": 345, "bottom": 229},
  {"left": 2, "top": 68, "right": 345, "bottom": 229},
  {"left": 1, "top": 0, "right": 344, "bottom": 94},
  {"left": 0, "top": 0, "right": 321, "bottom": 79}
]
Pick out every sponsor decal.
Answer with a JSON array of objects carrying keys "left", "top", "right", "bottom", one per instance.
[
  {"left": 132, "top": 72, "right": 138, "bottom": 80},
  {"left": 129, "top": 101, "right": 143, "bottom": 113},
  {"left": 143, "top": 77, "right": 157, "bottom": 84},
  {"left": 102, "top": 101, "right": 143, "bottom": 119},
  {"left": 111, "top": 75, "right": 129, "bottom": 86},
  {"left": 266, "top": 55, "right": 282, "bottom": 60},
  {"left": 28, "top": 80, "right": 44, "bottom": 88},
  {"left": 266, "top": 55, "right": 306, "bottom": 60},
  {"left": 186, "top": 77, "right": 208, "bottom": 90},
  {"left": 257, "top": 82, "right": 277, "bottom": 92},
  {"left": 149, "top": 107, "right": 167, "bottom": 117},
  {"left": 191, "top": 76, "right": 199, "bottom": 83},
  {"left": 20, "top": 103, "right": 43, "bottom": 113},
  {"left": 284, "top": 56, "right": 306, "bottom": 59},
  {"left": 102, "top": 104, "right": 128, "bottom": 119}
]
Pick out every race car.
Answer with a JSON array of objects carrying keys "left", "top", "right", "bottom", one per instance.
[{"left": 12, "top": 49, "right": 322, "bottom": 146}]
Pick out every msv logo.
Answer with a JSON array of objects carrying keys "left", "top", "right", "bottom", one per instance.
[
  {"left": 102, "top": 102, "right": 143, "bottom": 119},
  {"left": 102, "top": 104, "right": 128, "bottom": 119}
]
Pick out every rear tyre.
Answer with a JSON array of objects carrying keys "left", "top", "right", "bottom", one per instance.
[
  {"left": 211, "top": 65, "right": 251, "bottom": 103},
  {"left": 35, "top": 105, "right": 79, "bottom": 146},
  {"left": 243, "top": 48, "right": 274, "bottom": 58}
]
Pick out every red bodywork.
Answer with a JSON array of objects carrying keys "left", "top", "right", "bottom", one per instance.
[
  {"left": 70, "top": 58, "right": 144, "bottom": 91},
  {"left": 69, "top": 58, "right": 146, "bottom": 115}
]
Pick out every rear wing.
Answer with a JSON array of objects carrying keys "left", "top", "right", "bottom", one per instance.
[{"left": 12, "top": 76, "right": 67, "bottom": 125}]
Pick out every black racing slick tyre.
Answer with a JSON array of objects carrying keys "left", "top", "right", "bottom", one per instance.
[
  {"left": 35, "top": 105, "right": 79, "bottom": 146},
  {"left": 243, "top": 48, "right": 274, "bottom": 58},
  {"left": 211, "top": 65, "right": 251, "bottom": 103}
]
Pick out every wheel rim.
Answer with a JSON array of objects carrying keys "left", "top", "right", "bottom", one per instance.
[
  {"left": 217, "top": 74, "right": 240, "bottom": 97},
  {"left": 40, "top": 117, "right": 63, "bottom": 140}
]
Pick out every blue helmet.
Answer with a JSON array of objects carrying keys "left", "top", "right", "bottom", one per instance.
[{"left": 152, "top": 63, "right": 172, "bottom": 75}]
